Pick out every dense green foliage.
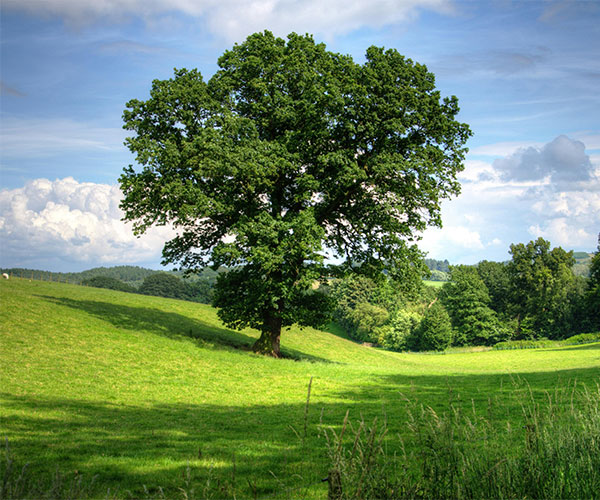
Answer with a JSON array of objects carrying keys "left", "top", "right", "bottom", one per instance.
[
  {"left": 439, "top": 265, "right": 507, "bottom": 346},
  {"left": 138, "top": 273, "right": 190, "bottom": 299},
  {"left": 136, "top": 269, "right": 221, "bottom": 303},
  {"left": 586, "top": 235, "right": 600, "bottom": 329},
  {"left": 507, "top": 238, "right": 584, "bottom": 339},
  {"left": 566, "top": 332, "right": 600, "bottom": 344},
  {"left": 469, "top": 238, "right": 590, "bottom": 343},
  {"left": 476, "top": 260, "right": 511, "bottom": 316},
  {"left": 77, "top": 266, "right": 158, "bottom": 287},
  {"left": 330, "top": 237, "right": 594, "bottom": 351},
  {"left": 330, "top": 275, "right": 398, "bottom": 343},
  {"left": 119, "top": 30, "right": 471, "bottom": 356},
  {"left": 493, "top": 339, "right": 559, "bottom": 350},
  {"left": 378, "top": 309, "right": 422, "bottom": 351},
  {"left": 81, "top": 275, "right": 137, "bottom": 293},
  {"left": 412, "top": 301, "right": 453, "bottom": 351},
  {"left": 493, "top": 332, "right": 600, "bottom": 350}
]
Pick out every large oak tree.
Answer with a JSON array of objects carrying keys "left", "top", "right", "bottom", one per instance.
[{"left": 119, "top": 31, "right": 471, "bottom": 356}]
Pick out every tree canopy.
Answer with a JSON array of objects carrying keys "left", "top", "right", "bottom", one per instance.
[
  {"left": 81, "top": 275, "right": 137, "bottom": 293},
  {"left": 139, "top": 273, "right": 189, "bottom": 300},
  {"left": 507, "top": 238, "right": 580, "bottom": 339},
  {"left": 119, "top": 31, "right": 472, "bottom": 356},
  {"left": 586, "top": 234, "right": 600, "bottom": 329},
  {"left": 440, "top": 265, "right": 504, "bottom": 346}
]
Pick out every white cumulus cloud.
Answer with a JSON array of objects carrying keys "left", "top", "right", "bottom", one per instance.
[
  {"left": 527, "top": 188, "right": 600, "bottom": 247},
  {"left": 528, "top": 220, "right": 593, "bottom": 249},
  {"left": 492, "top": 135, "right": 593, "bottom": 185},
  {"left": 0, "top": 178, "right": 175, "bottom": 271},
  {"left": 421, "top": 134, "right": 599, "bottom": 262}
]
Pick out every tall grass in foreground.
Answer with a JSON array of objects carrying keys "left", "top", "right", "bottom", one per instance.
[{"left": 324, "top": 380, "right": 600, "bottom": 500}]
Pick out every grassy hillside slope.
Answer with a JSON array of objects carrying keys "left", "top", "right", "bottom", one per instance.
[{"left": 1, "top": 279, "right": 599, "bottom": 498}]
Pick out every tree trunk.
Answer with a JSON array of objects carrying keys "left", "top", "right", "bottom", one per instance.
[{"left": 252, "top": 314, "right": 282, "bottom": 357}]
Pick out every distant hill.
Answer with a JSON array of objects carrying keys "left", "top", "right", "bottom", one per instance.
[
  {"left": 1, "top": 265, "right": 223, "bottom": 286},
  {"left": 0, "top": 265, "right": 224, "bottom": 304},
  {"left": 1, "top": 265, "right": 159, "bottom": 287},
  {"left": 424, "top": 258, "right": 450, "bottom": 281},
  {"left": 572, "top": 252, "right": 593, "bottom": 278},
  {"left": 422, "top": 251, "right": 593, "bottom": 280},
  {"left": 77, "top": 266, "right": 160, "bottom": 287}
]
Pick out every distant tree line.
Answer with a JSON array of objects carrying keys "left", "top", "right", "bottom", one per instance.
[
  {"left": 1, "top": 265, "right": 222, "bottom": 305},
  {"left": 1, "top": 265, "right": 156, "bottom": 288},
  {"left": 424, "top": 258, "right": 450, "bottom": 273},
  {"left": 80, "top": 268, "right": 223, "bottom": 304},
  {"left": 331, "top": 237, "right": 599, "bottom": 351},
  {"left": 424, "top": 258, "right": 450, "bottom": 281}
]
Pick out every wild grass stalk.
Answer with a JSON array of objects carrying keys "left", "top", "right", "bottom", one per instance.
[
  {"left": 1, "top": 438, "right": 103, "bottom": 500},
  {"left": 322, "top": 381, "right": 600, "bottom": 500}
]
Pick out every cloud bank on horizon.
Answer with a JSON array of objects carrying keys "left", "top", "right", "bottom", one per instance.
[
  {"left": 0, "top": 178, "right": 175, "bottom": 271},
  {"left": 1, "top": 0, "right": 599, "bottom": 271}
]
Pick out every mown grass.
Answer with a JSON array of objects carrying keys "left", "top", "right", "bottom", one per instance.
[
  {"left": 421, "top": 280, "right": 446, "bottom": 288},
  {"left": 1, "top": 279, "right": 599, "bottom": 498}
]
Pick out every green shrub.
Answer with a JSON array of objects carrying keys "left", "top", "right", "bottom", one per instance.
[
  {"left": 379, "top": 310, "right": 422, "bottom": 351},
  {"left": 493, "top": 338, "right": 556, "bottom": 350},
  {"left": 565, "top": 332, "right": 600, "bottom": 344},
  {"left": 351, "top": 302, "right": 389, "bottom": 343},
  {"left": 80, "top": 276, "right": 136, "bottom": 293},
  {"left": 494, "top": 332, "right": 600, "bottom": 350},
  {"left": 413, "top": 302, "right": 452, "bottom": 351}
]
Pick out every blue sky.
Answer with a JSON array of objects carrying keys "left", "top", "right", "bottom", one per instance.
[{"left": 1, "top": 0, "right": 599, "bottom": 272}]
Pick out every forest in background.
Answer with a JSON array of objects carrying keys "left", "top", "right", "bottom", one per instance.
[{"left": 331, "top": 239, "right": 598, "bottom": 351}]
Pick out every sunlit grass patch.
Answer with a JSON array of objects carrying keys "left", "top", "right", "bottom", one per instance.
[{"left": 2, "top": 278, "right": 599, "bottom": 498}]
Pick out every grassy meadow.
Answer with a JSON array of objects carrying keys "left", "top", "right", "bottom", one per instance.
[{"left": 1, "top": 278, "right": 599, "bottom": 498}]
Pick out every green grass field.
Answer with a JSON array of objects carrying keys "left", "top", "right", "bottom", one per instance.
[
  {"left": 1, "top": 279, "right": 599, "bottom": 498},
  {"left": 422, "top": 279, "right": 447, "bottom": 288}
]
